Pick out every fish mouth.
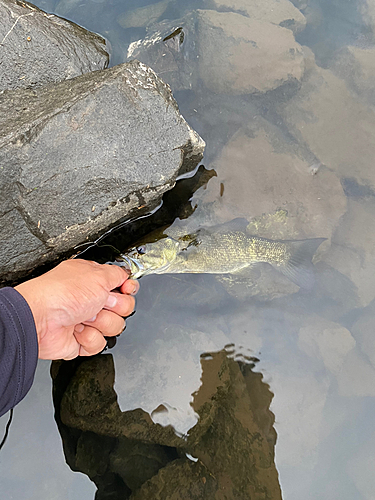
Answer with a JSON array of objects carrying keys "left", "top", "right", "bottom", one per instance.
[{"left": 118, "top": 254, "right": 145, "bottom": 278}]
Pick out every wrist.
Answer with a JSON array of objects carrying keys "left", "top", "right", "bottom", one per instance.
[{"left": 15, "top": 280, "right": 47, "bottom": 345}]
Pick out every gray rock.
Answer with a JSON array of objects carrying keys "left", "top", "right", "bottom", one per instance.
[
  {"left": 0, "top": 0, "right": 109, "bottom": 91},
  {"left": 0, "top": 60, "right": 205, "bottom": 283},
  {"left": 127, "top": 14, "right": 199, "bottom": 93}
]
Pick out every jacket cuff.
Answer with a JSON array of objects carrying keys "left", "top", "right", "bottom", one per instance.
[{"left": 0, "top": 287, "right": 38, "bottom": 416}]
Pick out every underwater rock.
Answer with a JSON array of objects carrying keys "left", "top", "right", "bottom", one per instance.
[
  {"left": 277, "top": 65, "right": 375, "bottom": 192},
  {"left": 322, "top": 198, "right": 375, "bottom": 307},
  {"left": 351, "top": 299, "right": 375, "bottom": 371},
  {"left": 333, "top": 45, "right": 375, "bottom": 105},
  {"left": 0, "top": 60, "right": 205, "bottom": 284},
  {"left": 298, "top": 316, "right": 356, "bottom": 375},
  {"left": 0, "top": 0, "right": 109, "bottom": 91},
  {"left": 207, "top": 0, "right": 307, "bottom": 35},
  {"left": 195, "top": 9, "right": 306, "bottom": 95},
  {"left": 359, "top": 0, "right": 375, "bottom": 40},
  {"left": 198, "top": 127, "right": 346, "bottom": 241},
  {"left": 126, "top": 14, "right": 199, "bottom": 93},
  {"left": 127, "top": 9, "right": 306, "bottom": 95},
  {"left": 335, "top": 348, "right": 375, "bottom": 398},
  {"left": 117, "top": 0, "right": 172, "bottom": 29}
]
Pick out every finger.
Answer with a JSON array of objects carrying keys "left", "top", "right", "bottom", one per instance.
[
  {"left": 103, "top": 292, "right": 136, "bottom": 317},
  {"left": 83, "top": 309, "right": 125, "bottom": 337},
  {"left": 86, "top": 261, "right": 130, "bottom": 291},
  {"left": 120, "top": 279, "right": 140, "bottom": 296},
  {"left": 74, "top": 325, "right": 107, "bottom": 356}
]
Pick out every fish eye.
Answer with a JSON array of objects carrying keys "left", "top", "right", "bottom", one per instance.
[{"left": 137, "top": 245, "right": 147, "bottom": 255}]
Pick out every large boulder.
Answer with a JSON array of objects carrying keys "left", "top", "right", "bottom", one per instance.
[
  {"left": 0, "top": 0, "right": 109, "bottom": 91},
  {"left": 127, "top": 9, "right": 307, "bottom": 94},
  {"left": 0, "top": 60, "right": 205, "bottom": 283}
]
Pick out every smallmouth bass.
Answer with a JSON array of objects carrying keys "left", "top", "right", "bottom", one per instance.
[{"left": 118, "top": 218, "right": 326, "bottom": 289}]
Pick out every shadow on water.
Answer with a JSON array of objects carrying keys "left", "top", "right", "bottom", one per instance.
[{"left": 51, "top": 350, "right": 281, "bottom": 500}]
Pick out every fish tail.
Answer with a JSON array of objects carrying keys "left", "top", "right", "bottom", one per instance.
[{"left": 273, "top": 238, "right": 327, "bottom": 289}]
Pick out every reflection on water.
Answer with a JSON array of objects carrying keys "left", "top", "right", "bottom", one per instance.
[
  {"left": 51, "top": 351, "right": 281, "bottom": 499},
  {"left": 2, "top": 0, "right": 375, "bottom": 499}
]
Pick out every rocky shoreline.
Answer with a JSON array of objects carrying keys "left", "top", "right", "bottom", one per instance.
[{"left": 0, "top": 0, "right": 205, "bottom": 283}]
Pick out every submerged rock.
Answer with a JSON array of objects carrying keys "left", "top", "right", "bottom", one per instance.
[
  {"left": 207, "top": 0, "right": 307, "bottom": 35},
  {"left": 127, "top": 9, "right": 306, "bottom": 94},
  {"left": 359, "top": 0, "right": 375, "bottom": 40},
  {"left": 0, "top": 0, "right": 109, "bottom": 91},
  {"left": 117, "top": 0, "right": 172, "bottom": 29},
  {"left": 127, "top": 14, "right": 199, "bottom": 93},
  {"left": 351, "top": 300, "right": 375, "bottom": 371},
  {"left": 196, "top": 9, "right": 306, "bottom": 95},
  {"left": 322, "top": 198, "right": 375, "bottom": 307},
  {"left": 277, "top": 65, "right": 375, "bottom": 191},
  {"left": 333, "top": 45, "right": 375, "bottom": 105},
  {"left": 0, "top": 60, "right": 205, "bottom": 283},
  {"left": 298, "top": 316, "right": 356, "bottom": 375},
  {"left": 197, "top": 127, "right": 346, "bottom": 241}
]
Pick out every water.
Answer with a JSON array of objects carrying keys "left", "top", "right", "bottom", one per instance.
[{"left": 2, "top": 0, "right": 375, "bottom": 498}]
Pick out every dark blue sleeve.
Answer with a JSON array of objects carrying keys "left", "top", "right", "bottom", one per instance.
[{"left": 0, "top": 287, "right": 38, "bottom": 418}]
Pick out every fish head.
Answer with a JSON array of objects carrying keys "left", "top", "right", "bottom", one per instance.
[{"left": 119, "top": 237, "right": 180, "bottom": 278}]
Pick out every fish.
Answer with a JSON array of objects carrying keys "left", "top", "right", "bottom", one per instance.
[{"left": 118, "top": 218, "right": 326, "bottom": 289}]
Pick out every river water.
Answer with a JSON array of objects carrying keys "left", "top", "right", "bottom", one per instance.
[{"left": 2, "top": 0, "right": 375, "bottom": 498}]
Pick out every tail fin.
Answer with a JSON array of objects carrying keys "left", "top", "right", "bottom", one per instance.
[{"left": 273, "top": 238, "right": 327, "bottom": 289}]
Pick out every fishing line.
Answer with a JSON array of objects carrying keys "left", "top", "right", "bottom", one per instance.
[
  {"left": 72, "top": 201, "right": 163, "bottom": 257},
  {"left": 0, "top": 408, "right": 14, "bottom": 451}
]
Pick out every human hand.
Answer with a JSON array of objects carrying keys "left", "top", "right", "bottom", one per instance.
[{"left": 15, "top": 259, "right": 139, "bottom": 360}]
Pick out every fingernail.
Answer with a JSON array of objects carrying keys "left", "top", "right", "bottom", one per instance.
[
  {"left": 105, "top": 294, "right": 117, "bottom": 308},
  {"left": 131, "top": 281, "right": 140, "bottom": 296},
  {"left": 75, "top": 324, "right": 84, "bottom": 333},
  {"left": 87, "top": 315, "right": 97, "bottom": 322}
]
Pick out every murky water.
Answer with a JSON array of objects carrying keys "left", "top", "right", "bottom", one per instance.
[{"left": 2, "top": 0, "right": 375, "bottom": 498}]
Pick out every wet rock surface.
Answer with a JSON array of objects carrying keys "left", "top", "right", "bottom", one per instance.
[
  {"left": 0, "top": 60, "right": 204, "bottom": 283},
  {"left": 52, "top": 350, "right": 281, "bottom": 499},
  {"left": 0, "top": 0, "right": 109, "bottom": 91},
  {"left": 127, "top": 14, "right": 199, "bottom": 93}
]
